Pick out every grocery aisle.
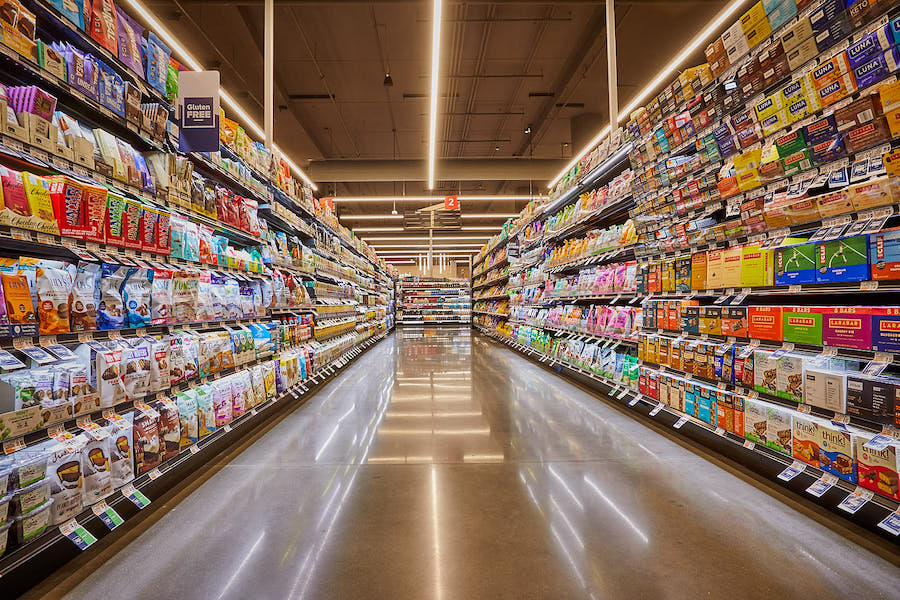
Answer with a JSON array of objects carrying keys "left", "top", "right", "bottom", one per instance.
[{"left": 45, "top": 328, "right": 899, "bottom": 600}]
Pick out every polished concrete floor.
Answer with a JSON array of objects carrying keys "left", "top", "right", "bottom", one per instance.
[{"left": 46, "top": 328, "right": 899, "bottom": 599}]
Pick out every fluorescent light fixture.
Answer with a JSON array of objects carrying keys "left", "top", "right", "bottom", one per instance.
[
  {"left": 547, "top": 0, "right": 749, "bottom": 189},
  {"left": 460, "top": 226, "right": 501, "bottom": 231},
  {"left": 378, "top": 251, "right": 476, "bottom": 256},
  {"left": 338, "top": 213, "right": 517, "bottom": 220},
  {"left": 361, "top": 236, "right": 492, "bottom": 241},
  {"left": 369, "top": 243, "right": 483, "bottom": 248},
  {"left": 351, "top": 227, "right": 405, "bottom": 232},
  {"left": 428, "top": 0, "right": 443, "bottom": 189},
  {"left": 332, "top": 196, "right": 545, "bottom": 204},
  {"left": 125, "top": 0, "right": 316, "bottom": 190}
]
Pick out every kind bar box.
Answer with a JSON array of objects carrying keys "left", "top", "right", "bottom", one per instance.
[
  {"left": 847, "top": 374, "right": 897, "bottom": 425},
  {"left": 804, "top": 367, "right": 848, "bottom": 412},
  {"left": 869, "top": 228, "right": 900, "bottom": 280},
  {"left": 818, "top": 422, "right": 857, "bottom": 483},
  {"left": 775, "top": 241, "right": 816, "bottom": 285},
  {"left": 854, "top": 433, "right": 900, "bottom": 500},
  {"left": 872, "top": 308, "right": 900, "bottom": 353},
  {"left": 749, "top": 306, "right": 783, "bottom": 341},
  {"left": 792, "top": 413, "right": 822, "bottom": 467},
  {"left": 754, "top": 348, "right": 779, "bottom": 395},
  {"left": 777, "top": 352, "right": 805, "bottom": 402},
  {"left": 767, "top": 403, "right": 793, "bottom": 455},
  {"left": 782, "top": 306, "right": 824, "bottom": 345},
  {"left": 823, "top": 307, "right": 872, "bottom": 350},
  {"left": 815, "top": 235, "right": 870, "bottom": 283},
  {"left": 744, "top": 398, "right": 769, "bottom": 444}
]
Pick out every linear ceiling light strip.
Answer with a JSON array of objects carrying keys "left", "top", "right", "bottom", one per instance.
[
  {"left": 126, "top": 0, "right": 317, "bottom": 189},
  {"left": 428, "top": 0, "right": 443, "bottom": 189},
  {"left": 547, "top": 0, "right": 750, "bottom": 189}
]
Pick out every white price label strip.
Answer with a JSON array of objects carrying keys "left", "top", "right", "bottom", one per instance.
[
  {"left": 805, "top": 473, "right": 838, "bottom": 497},
  {"left": 838, "top": 487, "right": 874, "bottom": 514},
  {"left": 777, "top": 461, "right": 806, "bottom": 481}
]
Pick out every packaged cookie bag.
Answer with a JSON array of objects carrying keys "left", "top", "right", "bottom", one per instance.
[
  {"left": 75, "top": 341, "right": 124, "bottom": 408},
  {"left": 97, "top": 263, "right": 126, "bottom": 330},
  {"left": 70, "top": 262, "right": 100, "bottom": 331},
  {"left": 122, "top": 267, "right": 152, "bottom": 328},
  {"left": 106, "top": 412, "right": 134, "bottom": 489},
  {"left": 81, "top": 433, "right": 112, "bottom": 504},
  {"left": 35, "top": 260, "right": 74, "bottom": 334}
]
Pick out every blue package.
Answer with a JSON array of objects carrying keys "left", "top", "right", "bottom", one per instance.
[
  {"left": 847, "top": 25, "right": 896, "bottom": 69},
  {"left": 145, "top": 32, "right": 171, "bottom": 95},
  {"left": 50, "top": 0, "right": 84, "bottom": 29},
  {"left": 97, "top": 60, "right": 126, "bottom": 117},
  {"left": 684, "top": 386, "right": 696, "bottom": 417},
  {"left": 98, "top": 263, "right": 127, "bottom": 330},
  {"left": 819, "top": 429, "right": 857, "bottom": 483},
  {"left": 697, "top": 393, "right": 712, "bottom": 424},
  {"left": 766, "top": 0, "right": 797, "bottom": 31},
  {"left": 123, "top": 267, "right": 153, "bottom": 327},
  {"left": 854, "top": 47, "right": 900, "bottom": 89},
  {"left": 775, "top": 242, "right": 817, "bottom": 285}
]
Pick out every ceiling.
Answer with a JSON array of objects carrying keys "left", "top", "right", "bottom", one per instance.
[{"left": 148, "top": 0, "right": 731, "bottom": 259}]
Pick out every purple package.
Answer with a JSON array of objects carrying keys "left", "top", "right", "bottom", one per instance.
[
  {"left": 713, "top": 123, "right": 738, "bottom": 158},
  {"left": 822, "top": 308, "right": 873, "bottom": 351},
  {"left": 847, "top": 25, "right": 895, "bottom": 69},
  {"left": 853, "top": 47, "right": 900, "bottom": 90},
  {"left": 116, "top": 6, "right": 144, "bottom": 76}
]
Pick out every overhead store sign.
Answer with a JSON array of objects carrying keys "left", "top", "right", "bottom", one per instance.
[
  {"left": 444, "top": 195, "right": 459, "bottom": 210},
  {"left": 177, "top": 71, "right": 220, "bottom": 152}
]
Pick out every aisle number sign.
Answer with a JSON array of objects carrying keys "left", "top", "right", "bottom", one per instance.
[
  {"left": 178, "top": 71, "right": 220, "bottom": 153},
  {"left": 444, "top": 195, "right": 459, "bottom": 210}
]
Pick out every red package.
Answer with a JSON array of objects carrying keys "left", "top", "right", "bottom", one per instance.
[
  {"left": 83, "top": 184, "right": 107, "bottom": 243},
  {"left": 105, "top": 193, "right": 127, "bottom": 247},
  {"left": 89, "top": 0, "right": 119, "bottom": 54},
  {"left": 225, "top": 194, "right": 240, "bottom": 227},
  {"left": 155, "top": 210, "right": 171, "bottom": 255},
  {"left": 237, "top": 197, "right": 250, "bottom": 231},
  {"left": 0, "top": 166, "right": 31, "bottom": 216},
  {"left": 140, "top": 205, "right": 158, "bottom": 252},
  {"left": 122, "top": 197, "right": 143, "bottom": 250},
  {"left": 48, "top": 176, "right": 92, "bottom": 238},
  {"left": 216, "top": 187, "right": 230, "bottom": 222}
]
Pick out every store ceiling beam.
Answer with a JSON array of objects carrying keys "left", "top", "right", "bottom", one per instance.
[{"left": 307, "top": 159, "right": 565, "bottom": 182}]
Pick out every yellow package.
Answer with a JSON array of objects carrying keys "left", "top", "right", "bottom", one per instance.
[
  {"left": 21, "top": 173, "right": 59, "bottom": 234},
  {"left": 691, "top": 252, "right": 708, "bottom": 290},
  {"left": 722, "top": 246, "right": 743, "bottom": 288},
  {"left": 734, "top": 148, "right": 762, "bottom": 172},
  {"left": 879, "top": 78, "right": 900, "bottom": 113},
  {"left": 740, "top": 244, "right": 774, "bottom": 287},
  {"left": 706, "top": 249, "right": 725, "bottom": 289},
  {"left": 737, "top": 168, "right": 762, "bottom": 192}
]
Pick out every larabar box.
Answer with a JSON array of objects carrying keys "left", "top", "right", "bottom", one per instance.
[
  {"left": 706, "top": 249, "right": 725, "bottom": 289},
  {"left": 847, "top": 177, "right": 897, "bottom": 211},
  {"left": 722, "top": 246, "right": 743, "bottom": 288},
  {"left": 822, "top": 306, "right": 873, "bottom": 350},
  {"left": 787, "top": 36, "right": 818, "bottom": 70},
  {"left": 815, "top": 235, "right": 870, "bottom": 283},
  {"left": 871, "top": 307, "right": 900, "bottom": 353},
  {"left": 815, "top": 189, "right": 853, "bottom": 217},
  {"left": 869, "top": 228, "right": 900, "bottom": 280},
  {"left": 741, "top": 244, "right": 774, "bottom": 287},
  {"left": 854, "top": 433, "right": 900, "bottom": 500},
  {"left": 691, "top": 251, "right": 708, "bottom": 289},
  {"left": 722, "top": 306, "right": 749, "bottom": 338},
  {"left": 782, "top": 306, "right": 825, "bottom": 345},
  {"left": 749, "top": 306, "right": 783, "bottom": 341}
]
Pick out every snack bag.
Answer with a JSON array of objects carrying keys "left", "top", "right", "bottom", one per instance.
[
  {"left": 122, "top": 267, "right": 152, "bottom": 327},
  {"left": 70, "top": 262, "right": 100, "bottom": 331},
  {"left": 132, "top": 410, "right": 161, "bottom": 474},
  {"left": 147, "top": 336, "right": 169, "bottom": 393},
  {"left": 22, "top": 173, "right": 60, "bottom": 234},
  {"left": 155, "top": 399, "right": 180, "bottom": 461},
  {"left": 107, "top": 412, "right": 134, "bottom": 488},
  {"left": 88, "top": 0, "right": 118, "bottom": 54},
  {"left": 97, "top": 263, "right": 126, "bottom": 329},
  {"left": 81, "top": 435, "right": 112, "bottom": 504},
  {"left": 120, "top": 339, "right": 151, "bottom": 399},
  {"left": 195, "top": 385, "right": 215, "bottom": 437},
  {"left": 0, "top": 264, "right": 38, "bottom": 336},
  {"left": 176, "top": 389, "right": 198, "bottom": 448},
  {"left": 35, "top": 260, "right": 74, "bottom": 334},
  {"left": 75, "top": 342, "right": 124, "bottom": 408},
  {"left": 151, "top": 267, "right": 173, "bottom": 325},
  {"left": 115, "top": 5, "right": 143, "bottom": 75}
]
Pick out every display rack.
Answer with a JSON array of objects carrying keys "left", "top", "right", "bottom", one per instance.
[
  {"left": 398, "top": 278, "right": 471, "bottom": 325},
  {"left": 0, "top": 0, "right": 395, "bottom": 588},
  {"left": 473, "top": 0, "right": 900, "bottom": 541}
]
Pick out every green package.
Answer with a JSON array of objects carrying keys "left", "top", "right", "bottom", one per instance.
[{"left": 782, "top": 308, "right": 823, "bottom": 345}]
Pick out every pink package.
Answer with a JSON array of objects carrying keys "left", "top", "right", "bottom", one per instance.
[
  {"left": 613, "top": 263, "right": 627, "bottom": 290},
  {"left": 822, "top": 307, "right": 873, "bottom": 351}
]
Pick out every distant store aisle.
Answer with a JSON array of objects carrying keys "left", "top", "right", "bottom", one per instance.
[{"left": 42, "top": 327, "right": 900, "bottom": 600}]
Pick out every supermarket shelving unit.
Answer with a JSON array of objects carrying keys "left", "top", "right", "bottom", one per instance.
[{"left": 398, "top": 278, "right": 471, "bottom": 325}]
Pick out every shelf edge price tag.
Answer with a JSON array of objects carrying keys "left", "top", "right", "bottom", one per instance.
[
  {"left": 147, "top": 467, "right": 162, "bottom": 480},
  {"left": 743, "top": 439, "right": 756, "bottom": 450},
  {"left": 837, "top": 487, "right": 874, "bottom": 514},
  {"left": 59, "top": 518, "right": 97, "bottom": 550},
  {"left": 91, "top": 501, "right": 124, "bottom": 530},
  {"left": 673, "top": 416, "right": 689, "bottom": 429},
  {"left": 649, "top": 402, "right": 664, "bottom": 416},
  {"left": 805, "top": 473, "right": 838, "bottom": 497},
  {"left": 121, "top": 483, "right": 151, "bottom": 509},
  {"left": 877, "top": 509, "right": 900, "bottom": 536},
  {"left": 777, "top": 460, "right": 806, "bottom": 481}
]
